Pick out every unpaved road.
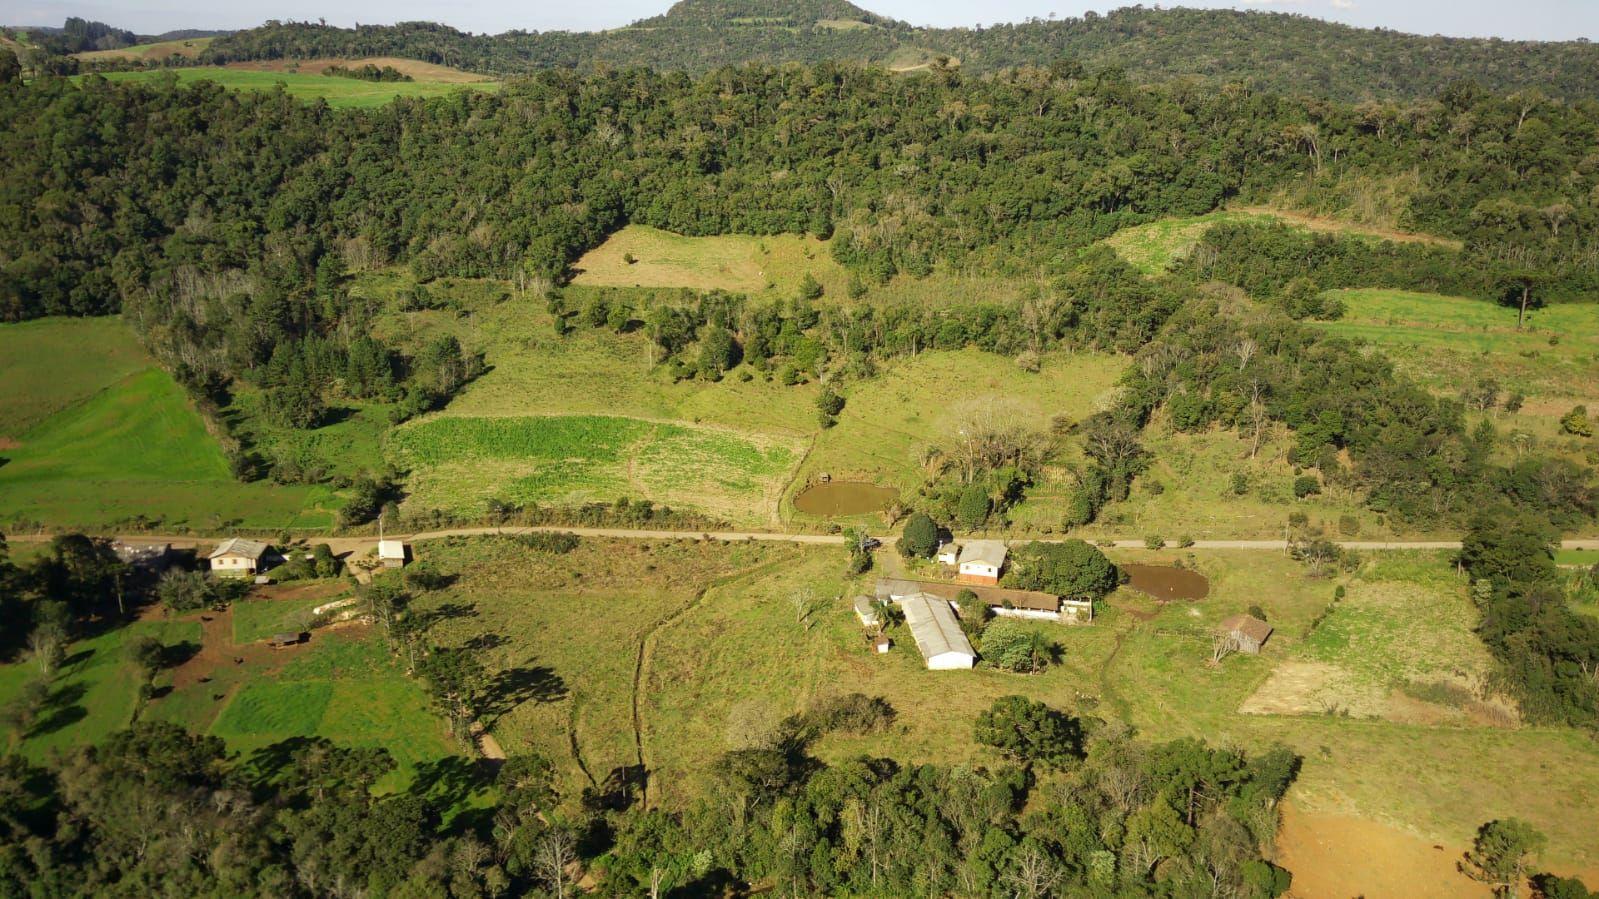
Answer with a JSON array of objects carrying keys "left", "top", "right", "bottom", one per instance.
[{"left": 10, "top": 526, "right": 1599, "bottom": 557}]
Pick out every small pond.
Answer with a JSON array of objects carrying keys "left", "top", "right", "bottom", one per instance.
[
  {"left": 793, "top": 481, "right": 898, "bottom": 517},
  {"left": 1122, "top": 563, "right": 1210, "bottom": 601}
]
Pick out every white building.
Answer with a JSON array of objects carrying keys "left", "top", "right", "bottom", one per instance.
[
  {"left": 956, "top": 540, "right": 1008, "bottom": 585},
  {"left": 935, "top": 540, "right": 960, "bottom": 566},
  {"left": 378, "top": 540, "right": 408, "bottom": 569},
  {"left": 897, "top": 592, "right": 976, "bottom": 670},
  {"left": 208, "top": 538, "right": 271, "bottom": 577}
]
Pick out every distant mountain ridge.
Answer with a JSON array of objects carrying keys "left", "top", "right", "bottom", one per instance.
[{"left": 190, "top": 2, "right": 1599, "bottom": 101}]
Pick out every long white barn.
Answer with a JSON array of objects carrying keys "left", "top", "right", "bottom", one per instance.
[{"left": 896, "top": 591, "right": 976, "bottom": 670}]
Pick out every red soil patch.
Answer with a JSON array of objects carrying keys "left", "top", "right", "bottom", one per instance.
[
  {"left": 170, "top": 606, "right": 309, "bottom": 690},
  {"left": 0, "top": 436, "right": 19, "bottom": 450},
  {"left": 1275, "top": 801, "right": 1599, "bottom": 898}
]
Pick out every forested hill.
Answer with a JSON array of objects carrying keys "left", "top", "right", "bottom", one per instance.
[{"left": 196, "top": 3, "right": 1599, "bottom": 100}]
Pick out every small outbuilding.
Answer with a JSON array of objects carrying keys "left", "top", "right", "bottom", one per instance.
[
  {"left": 209, "top": 538, "right": 272, "bottom": 577},
  {"left": 956, "top": 540, "right": 1008, "bottom": 585},
  {"left": 266, "top": 632, "right": 308, "bottom": 648},
  {"left": 935, "top": 541, "right": 961, "bottom": 566},
  {"left": 1217, "top": 614, "right": 1274, "bottom": 654},
  {"left": 853, "top": 595, "right": 880, "bottom": 629},
  {"left": 378, "top": 540, "right": 409, "bottom": 569},
  {"left": 870, "top": 633, "right": 892, "bottom": 654}
]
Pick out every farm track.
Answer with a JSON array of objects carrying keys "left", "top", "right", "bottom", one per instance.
[{"left": 630, "top": 555, "right": 796, "bottom": 810}]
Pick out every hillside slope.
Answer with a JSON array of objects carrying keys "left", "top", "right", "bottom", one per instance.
[{"left": 198, "top": 2, "right": 1599, "bottom": 100}]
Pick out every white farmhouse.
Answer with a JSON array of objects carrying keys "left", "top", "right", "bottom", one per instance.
[
  {"left": 208, "top": 538, "right": 272, "bottom": 577},
  {"left": 955, "top": 540, "right": 1008, "bottom": 586}
]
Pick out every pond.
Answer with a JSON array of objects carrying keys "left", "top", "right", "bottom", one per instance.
[
  {"left": 792, "top": 481, "right": 898, "bottom": 517},
  {"left": 1122, "top": 563, "right": 1210, "bottom": 601}
]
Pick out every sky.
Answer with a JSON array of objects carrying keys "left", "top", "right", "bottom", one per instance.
[{"left": 5, "top": 0, "right": 1596, "bottom": 42}]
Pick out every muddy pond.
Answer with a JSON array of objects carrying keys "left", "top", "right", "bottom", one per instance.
[
  {"left": 792, "top": 482, "right": 898, "bottom": 517},
  {"left": 1122, "top": 563, "right": 1210, "bottom": 601}
]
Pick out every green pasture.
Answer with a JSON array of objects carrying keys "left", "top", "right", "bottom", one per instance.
[
  {"left": 0, "top": 365, "right": 336, "bottom": 530},
  {"left": 232, "top": 594, "right": 344, "bottom": 644},
  {"left": 0, "top": 316, "right": 151, "bottom": 438},
  {"left": 0, "top": 619, "right": 200, "bottom": 760},
  {"left": 86, "top": 67, "right": 501, "bottom": 108}
]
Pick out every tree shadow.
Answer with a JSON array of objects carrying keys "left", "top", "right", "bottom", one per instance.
[
  {"left": 162, "top": 640, "right": 201, "bottom": 669},
  {"left": 481, "top": 664, "right": 566, "bottom": 721},
  {"left": 409, "top": 755, "right": 496, "bottom": 828},
  {"left": 425, "top": 602, "right": 478, "bottom": 626},
  {"left": 463, "top": 633, "right": 509, "bottom": 652},
  {"left": 28, "top": 682, "right": 89, "bottom": 737},
  {"left": 582, "top": 764, "right": 646, "bottom": 813}
]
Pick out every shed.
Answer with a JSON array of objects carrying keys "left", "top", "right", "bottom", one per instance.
[
  {"left": 378, "top": 540, "right": 409, "bottom": 569},
  {"left": 898, "top": 592, "right": 975, "bottom": 670},
  {"left": 870, "top": 633, "right": 892, "bottom": 654},
  {"left": 1218, "top": 615, "right": 1273, "bottom": 654},
  {"left": 209, "top": 538, "right": 272, "bottom": 576},
  {"left": 935, "top": 541, "right": 961, "bottom": 566},
  {"left": 267, "top": 632, "right": 308, "bottom": 648},
  {"left": 853, "top": 595, "right": 880, "bottom": 629},
  {"left": 956, "top": 540, "right": 1008, "bottom": 585}
]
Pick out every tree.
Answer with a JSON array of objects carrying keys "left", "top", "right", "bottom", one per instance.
[
  {"left": 981, "top": 621, "right": 1055, "bottom": 674},
  {"left": 1497, "top": 270, "right": 1543, "bottom": 330},
  {"left": 1531, "top": 874, "right": 1594, "bottom": 899},
  {"left": 1005, "top": 540, "right": 1118, "bottom": 600},
  {"left": 955, "top": 483, "right": 991, "bottom": 531},
  {"left": 1462, "top": 818, "right": 1545, "bottom": 898},
  {"left": 1459, "top": 511, "right": 1558, "bottom": 591},
  {"left": 0, "top": 50, "right": 19, "bottom": 84},
  {"left": 815, "top": 387, "right": 845, "bottom": 428},
  {"left": 698, "top": 326, "right": 740, "bottom": 378},
  {"left": 798, "top": 272, "right": 823, "bottom": 300},
  {"left": 312, "top": 543, "right": 340, "bottom": 578},
  {"left": 973, "top": 696, "right": 1082, "bottom": 767},
  {"left": 899, "top": 513, "right": 939, "bottom": 558},
  {"left": 157, "top": 569, "right": 219, "bottom": 613}
]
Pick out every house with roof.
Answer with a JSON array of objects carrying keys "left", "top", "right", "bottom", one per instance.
[
  {"left": 208, "top": 538, "right": 272, "bottom": 577},
  {"left": 954, "top": 540, "right": 1008, "bottom": 586},
  {"left": 112, "top": 541, "right": 171, "bottom": 573},
  {"left": 876, "top": 578, "right": 1089, "bottom": 625},
  {"left": 1217, "top": 614, "right": 1274, "bottom": 654},
  {"left": 853, "top": 595, "right": 881, "bottom": 629}
]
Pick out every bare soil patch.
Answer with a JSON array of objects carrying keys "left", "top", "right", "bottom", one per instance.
[
  {"left": 170, "top": 606, "right": 308, "bottom": 690},
  {"left": 224, "top": 57, "right": 492, "bottom": 83}
]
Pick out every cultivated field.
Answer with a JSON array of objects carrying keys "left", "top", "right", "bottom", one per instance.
[
  {"left": 388, "top": 414, "right": 802, "bottom": 523},
  {"left": 222, "top": 56, "right": 493, "bottom": 83},
  {"left": 88, "top": 67, "right": 501, "bottom": 108},
  {"left": 0, "top": 317, "right": 151, "bottom": 439}
]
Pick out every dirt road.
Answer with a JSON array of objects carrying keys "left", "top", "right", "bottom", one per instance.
[{"left": 10, "top": 527, "right": 1599, "bottom": 558}]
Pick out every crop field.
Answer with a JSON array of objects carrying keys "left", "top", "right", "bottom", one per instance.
[
  {"left": 88, "top": 68, "right": 501, "bottom": 108},
  {"left": 74, "top": 36, "right": 214, "bottom": 61},
  {"left": 221, "top": 56, "right": 493, "bottom": 83},
  {"left": 0, "top": 619, "right": 200, "bottom": 760},
  {"left": 389, "top": 414, "right": 801, "bottom": 523},
  {"left": 399, "top": 536, "right": 1599, "bottom": 870},
  {"left": 205, "top": 634, "right": 457, "bottom": 780},
  {"left": 1101, "top": 207, "right": 1459, "bottom": 274},
  {"left": 0, "top": 366, "right": 336, "bottom": 530}
]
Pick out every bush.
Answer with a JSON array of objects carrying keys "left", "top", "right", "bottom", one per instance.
[
  {"left": 1230, "top": 471, "right": 1250, "bottom": 496},
  {"left": 1143, "top": 534, "right": 1165, "bottom": 550},
  {"left": 517, "top": 531, "right": 581, "bottom": 554},
  {"left": 1293, "top": 475, "right": 1321, "bottom": 498},
  {"left": 1560, "top": 405, "right": 1593, "bottom": 437},
  {"left": 1007, "top": 540, "right": 1118, "bottom": 600},
  {"left": 1337, "top": 515, "right": 1360, "bottom": 537},
  {"left": 804, "top": 693, "right": 895, "bottom": 734},
  {"left": 981, "top": 621, "right": 1056, "bottom": 674},
  {"left": 899, "top": 513, "right": 939, "bottom": 559}
]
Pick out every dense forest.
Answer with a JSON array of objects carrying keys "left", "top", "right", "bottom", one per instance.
[{"left": 190, "top": 2, "right": 1599, "bottom": 101}]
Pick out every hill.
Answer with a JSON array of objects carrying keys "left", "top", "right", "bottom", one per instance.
[{"left": 197, "top": 2, "right": 1599, "bottom": 100}]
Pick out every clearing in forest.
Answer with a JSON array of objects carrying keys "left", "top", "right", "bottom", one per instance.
[
  {"left": 570, "top": 225, "right": 845, "bottom": 294},
  {"left": 88, "top": 68, "right": 501, "bottom": 109},
  {"left": 387, "top": 414, "right": 802, "bottom": 523},
  {"left": 74, "top": 36, "right": 214, "bottom": 61},
  {"left": 222, "top": 56, "right": 494, "bottom": 82}
]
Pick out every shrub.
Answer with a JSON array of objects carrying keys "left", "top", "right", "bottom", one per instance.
[
  {"left": 981, "top": 621, "right": 1056, "bottom": 674},
  {"left": 517, "top": 531, "right": 581, "bottom": 554},
  {"left": 805, "top": 693, "right": 894, "bottom": 734},
  {"left": 1560, "top": 405, "right": 1593, "bottom": 437},
  {"left": 1293, "top": 475, "right": 1321, "bottom": 498},
  {"left": 1143, "top": 534, "right": 1165, "bottom": 550},
  {"left": 899, "top": 513, "right": 939, "bottom": 559},
  {"left": 1337, "top": 515, "right": 1360, "bottom": 537},
  {"left": 1230, "top": 471, "right": 1250, "bottom": 496}
]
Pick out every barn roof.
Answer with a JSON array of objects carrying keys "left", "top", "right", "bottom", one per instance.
[
  {"left": 209, "top": 538, "right": 269, "bottom": 560},
  {"left": 875, "top": 578, "right": 1060, "bottom": 613},
  {"left": 1219, "top": 614, "right": 1274, "bottom": 643},
  {"left": 898, "top": 592, "right": 975, "bottom": 663}
]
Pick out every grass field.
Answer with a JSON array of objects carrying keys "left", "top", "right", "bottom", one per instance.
[
  {"left": 1558, "top": 548, "right": 1599, "bottom": 567},
  {"left": 0, "top": 619, "right": 200, "bottom": 760},
  {"left": 1316, "top": 289, "right": 1599, "bottom": 403},
  {"left": 0, "top": 317, "right": 152, "bottom": 438},
  {"left": 221, "top": 56, "right": 492, "bottom": 83},
  {"left": 399, "top": 536, "right": 1599, "bottom": 869},
  {"left": 232, "top": 592, "right": 345, "bottom": 644},
  {"left": 388, "top": 414, "right": 801, "bottom": 523},
  {"left": 74, "top": 36, "right": 214, "bottom": 62},
  {"left": 87, "top": 67, "right": 500, "bottom": 108},
  {"left": 0, "top": 366, "right": 336, "bottom": 530},
  {"left": 1102, "top": 208, "right": 1460, "bottom": 274}
]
